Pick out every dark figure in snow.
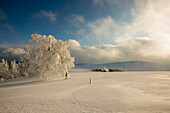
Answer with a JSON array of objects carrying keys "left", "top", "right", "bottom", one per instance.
[
  {"left": 65, "top": 72, "right": 68, "bottom": 79},
  {"left": 89, "top": 78, "right": 92, "bottom": 84},
  {"left": 48, "top": 47, "right": 51, "bottom": 51}
]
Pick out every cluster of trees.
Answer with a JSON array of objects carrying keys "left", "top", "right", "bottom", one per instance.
[
  {"left": 92, "top": 67, "right": 125, "bottom": 72},
  {"left": 0, "top": 59, "right": 21, "bottom": 81},
  {"left": 0, "top": 34, "right": 75, "bottom": 81}
]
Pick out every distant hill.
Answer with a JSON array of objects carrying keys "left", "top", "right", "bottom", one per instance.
[{"left": 75, "top": 61, "right": 170, "bottom": 71}]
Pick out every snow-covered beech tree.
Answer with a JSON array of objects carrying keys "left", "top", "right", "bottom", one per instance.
[{"left": 21, "top": 34, "right": 75, "bottom": 79}]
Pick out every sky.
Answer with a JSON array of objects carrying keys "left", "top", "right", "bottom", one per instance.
[
  {"left": 0, "top": 0, "right": 170, "bottom": 64},
  {"left": 0, "top": 0, "right": 134, "bottom": 46}
]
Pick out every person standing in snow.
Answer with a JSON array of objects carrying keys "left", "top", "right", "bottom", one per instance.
[
  {"left": 65, "top": 72, "right": 68, "bottom": 79},
  {"left": 89, "top": 78, "right": 92, "bottom": 84}
]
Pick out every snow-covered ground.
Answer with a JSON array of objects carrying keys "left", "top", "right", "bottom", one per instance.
[{"left": 0, "top": 69, "right": 170, "bottom": 113}]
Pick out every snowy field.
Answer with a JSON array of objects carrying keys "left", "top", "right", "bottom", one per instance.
[{"left": 0, "top": 69, "right": 170, "bottom": 113}]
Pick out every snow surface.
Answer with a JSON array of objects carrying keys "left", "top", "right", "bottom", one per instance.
[{"left": 0, "top": 69, "right": 170, "bottom": 113}]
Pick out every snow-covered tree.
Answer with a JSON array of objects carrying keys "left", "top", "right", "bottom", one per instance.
[
  {"left": 0, "top": 59, "right": 22, "bottom": 81},
  {"left": 21, "top": 34, "right": 75, "bottom": 79},
  {"left": 0, "top": 59, "right": 12, "bottom": 80},
  {"left": 10, "top": 60, "right": 20, "bottom": 78}
]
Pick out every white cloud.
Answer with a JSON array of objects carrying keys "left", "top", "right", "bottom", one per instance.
[
  {"left": 72, "top": 0, "right": 170, "bottom": 64},
  {"left": 114, "top": 0, "right": 170, "bottom": 61},
  {"left": 93, "top": 0, "right": 104, "bottom": 6},
  {"left": 68, "top": 39, "right": 121, "bottom": 64},
  {"left": 68, "top": 38, "right": 170, "bottom": 64},
  {"left": 89, "top": 16, "right": 115, "bottom": 37},
  {"left": 2, "top": 48, "right": 25, "bottom": 56},
  {"left": 115, "top": 0, "right": 170, "bottom": 39},
  {"left": 33, "top": 10, "right": 57, "bottom": 22},
  {"left": 93, "top": 0, "right": 121, "bottom": 6},
  {"left": 77, "top": 16, "right": 116, "bottom": 45},
  {"left": 67, "top": 14, "right": 85, "bottom": 27},
  {"left": 0, "top": 47, "right": 25, "bottom": 61}
]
